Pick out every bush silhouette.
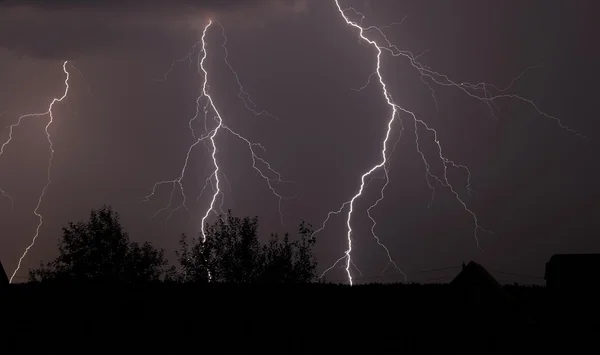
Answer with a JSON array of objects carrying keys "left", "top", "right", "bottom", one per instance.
[
  {"left": 176, "top": 211, "right": 318, "bottom": 283},
  {"left": 28, "top": 205, "right": 171, "bottom": 283}
]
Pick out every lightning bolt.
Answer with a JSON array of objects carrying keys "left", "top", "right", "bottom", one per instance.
[
  {"left": 7, "top": 60, "right": 70, "bottom": 283},
  {"left": 218, "top": 22, "right": 279, "bottom": 121},
  {"left": 145, "top": 20, "right": 295, "bottom": 243},
  {"left": 0, "top": 111, "right": 15, "bottom": 209},
  {"left": 318, "top": 1, "right": 583, "bottom": 285}
]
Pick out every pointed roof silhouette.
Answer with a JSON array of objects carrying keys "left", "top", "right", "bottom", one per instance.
[
  {"left": 450, "top": 261, "right": 515, "bottom": 309},
  {"left": 450, "top": 261, "right": 535, "bottom": 342},
  {"left": 0, "top": 260, "right": 9, "bottom": 288},
  {"left": 451, "top": 261, "right": 503, "bottom": 290}
]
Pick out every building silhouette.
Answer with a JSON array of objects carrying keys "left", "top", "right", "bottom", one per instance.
[
  {"left": 545, "top": 254, "right": 600, "bottom": 289},
  {"left": 0, "top": 260, "right": 8, "bottom": 289},
  {"left": 450, "top": 260, "right": 530, "bottom": 337},
  {"left": 451, "top": 261, "right": 510, "bottom": 306}
]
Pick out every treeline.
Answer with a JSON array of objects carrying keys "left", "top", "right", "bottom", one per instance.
[{"left": 28, "top": 205, "right": 318, "bottom": 284}]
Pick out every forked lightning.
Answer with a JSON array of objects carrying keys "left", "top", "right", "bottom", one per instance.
[
  {"left": 317, "top": 1, "right": 583, "bottom": 285},
  {"left": 2, "top": 3, "right": 583, "bottom": 286},
  {"left": 145, "top": 20, "right": 294, "bottom": 244},
  {"left": 2, "top": 61, "right": 71, "bottom": 283}
]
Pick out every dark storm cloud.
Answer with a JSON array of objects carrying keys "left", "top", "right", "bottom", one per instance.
[
  {"left": 0, "top": 0, "right": 281, "bottom": 12},
  {"left": 0, "top": 0, "right": 308, "bottom": 59}
]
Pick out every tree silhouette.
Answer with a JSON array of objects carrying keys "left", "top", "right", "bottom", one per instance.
[
  {"left": 177, "top": 211, "right": 318, "bottom": 283},
  {"left": 28, "top": 205, "right": 172, "bottom": 283}
]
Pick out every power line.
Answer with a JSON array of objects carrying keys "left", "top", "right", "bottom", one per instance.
[
  {"left": 489, "top": 269, "right": 544, "bottom": 280},
  {"left": 321, "top": 264, "right": 545, "bottom": 285},
  {"left": 417, "top": 265, "right": 462, "bottom": 273}
]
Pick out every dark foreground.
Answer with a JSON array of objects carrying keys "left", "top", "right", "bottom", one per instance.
[{"left": 1, "top": 283, "right": 598, "bottom": 353}]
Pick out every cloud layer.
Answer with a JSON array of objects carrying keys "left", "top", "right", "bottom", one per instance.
[{"left": 0, "top": 0, "right": 308, "bottom": 59}]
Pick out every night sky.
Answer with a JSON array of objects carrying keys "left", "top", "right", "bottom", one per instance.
[{"left": 0, "top": 0, "right": 597, "bottom": 284}]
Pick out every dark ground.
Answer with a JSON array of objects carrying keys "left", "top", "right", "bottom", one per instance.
[{"left": 1, "top": 283, "right": 598, "bottom": 353}]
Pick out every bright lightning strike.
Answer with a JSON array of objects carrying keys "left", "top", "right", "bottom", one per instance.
[
  {"left": 145, "top": 20, "right": 295, "bottom": 243},
  {"left": 197, "top": 20, "right": 225, "bottom": 242},
  {"left": 319, "top": 1, "right": 583, "bottom": 285},
  {"left": 319, "top": 2, "right": 401, "bottom": 286},
  {"left": 6, "top": 60, "right": 70, "bottom": 283}
]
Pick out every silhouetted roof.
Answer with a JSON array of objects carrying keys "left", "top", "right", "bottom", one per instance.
[
  {"left": 450, "top": 261, "right": 516, "bottom": 309},
  {"left": 450, "top": 261, "right": 533, "bottom": 329},
  {"left": 545, "top": 254, "right": 600, "bottom": 288},
  {"left": 451, "top": 261, "right": 503, "bottom": 290},
  {"left": 548, "top": 254, "right": 600, "bottom": 263},
  {"left": 0, "top": 260, "right": 9, "bottom": 288}
]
